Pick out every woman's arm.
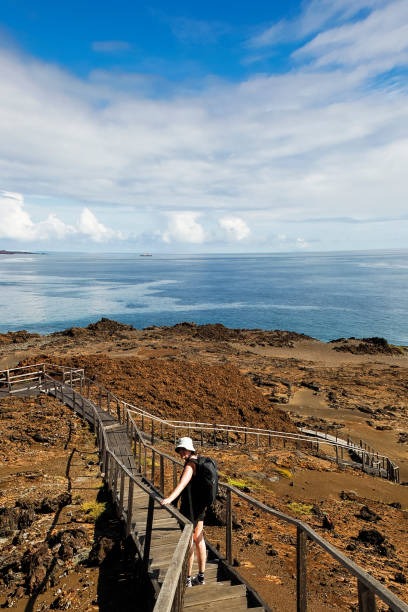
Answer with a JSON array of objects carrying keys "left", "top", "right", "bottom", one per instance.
[{"left": 160, "top": 463, "right": 194, "bottom": 506}]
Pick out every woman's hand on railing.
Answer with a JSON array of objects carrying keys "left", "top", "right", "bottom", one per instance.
[{"left": 160, "top": 497, "right": 173, "bottom": 506}]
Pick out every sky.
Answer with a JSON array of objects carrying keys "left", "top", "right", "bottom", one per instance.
[{"left": 1, "top": 0, "right": 408, "bottom": 253}]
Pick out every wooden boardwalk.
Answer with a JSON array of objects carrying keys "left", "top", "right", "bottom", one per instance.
[{"left": 45, "top": 380, "right": 265, "bottom": 612}]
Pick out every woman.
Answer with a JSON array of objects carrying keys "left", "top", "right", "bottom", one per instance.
[{"left": 160, "top": 436, "right": 206, "bottom": 587}]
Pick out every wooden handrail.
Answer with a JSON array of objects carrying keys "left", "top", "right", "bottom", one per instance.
[
  {"left": 0, "top": 362, "right": 401, "bottom": 479},
  {"left": 125, "top": 396, "right": 408, "bottom": 612}
]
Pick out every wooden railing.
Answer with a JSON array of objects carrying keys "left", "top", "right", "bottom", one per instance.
[
  {"left": 0, "top": 363, "right": 401, "bottom": 482},
  {"left": 1, "top": 363, "right": 407, "bottom": 612},
  {"left": 40, "top": 372, "right": 194, "bottom": 612},
  {"left": 122, "top": 405, "right": 408, "bottom": 612}
]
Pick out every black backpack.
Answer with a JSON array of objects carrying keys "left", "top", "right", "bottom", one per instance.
[{"left": 197, "top": 456, "right": 218, "bottom": 506}]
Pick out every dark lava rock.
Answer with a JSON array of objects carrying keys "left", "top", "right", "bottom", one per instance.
[
  {"left": 358, "top": 506, "right": 381, "bottom": 522},
  {"left": 340, "top": 490, "right": 358, "bottom": 501},
  {"left": 40, "top": 492, "right": 72, "bottom": 514},
  {"left": 23, "top": 544, "right": 53, "bottom": 594},
  {"left": 357, "top": 529, "right": 384, "bottom": 546},
  {"left": 32, "top": 432, "right": 52, "bottom": 443},
  {"left": 394, "top": 572, "right": 407, "bottom": 585},
  {"left": 266, "top": 545, "right": 278, "bottom": 557},
  {"left": 50, "top": 593, "right": 72, "bottom": 610},
  {"left": 356, "top": 529, "right": 395, "bottom": 557},
  {"left": 356, "top": 405, "right": 374, "bottom": 415},
  {"left": 0, "top": 551, "right": 22, "bottom": 577},
  {"left": 301, "top": 381, "right": 320, "bottom": 392},
  {"left": 322, "top": 514, "right": 335, "bottom": 530},
  {"left": 0, "top": 507, "right": 35, "bottom": 537},
  {"left": 88, "top": 536, "right": 118, "bottom": 566},
  {"left": 389, "top": 502, "right": 402, "bottom": 509}
]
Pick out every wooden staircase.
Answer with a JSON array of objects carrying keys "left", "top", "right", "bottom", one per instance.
[{"left": 184, "top": 560, "right": 264, "bottom": 612}]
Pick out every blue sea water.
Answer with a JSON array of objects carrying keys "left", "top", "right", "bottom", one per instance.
[{"left": 0, "top": 250, "right": 408, "bottom": 344}]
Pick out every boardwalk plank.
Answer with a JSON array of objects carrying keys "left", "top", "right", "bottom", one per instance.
[{"left": 183, "top": 584, "right": 246, "bottom": 607}]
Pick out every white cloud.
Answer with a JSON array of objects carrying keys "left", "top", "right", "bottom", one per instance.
[
  {"left": 162, "top": 212, "right": 206, "bottom": 244},
  {"left": 1, "top": 2, "right": 408, "bottom": 251},
  {"left": 295, "top": 0, "right": 408, "bottom": 73},
  {"left": 78, "top": 208, "right": 123, "bottom": 242},
  {"left": 296, "top": 237, "right": 310, "bottom": 249},
  {"left": 219, "top": 216, "right": 250, "bottom": 240},
  {"left": 247, "top": 0, "right": 391, "bottom": 48},
  {"left": 0, "top": 191, "right": 122, "bottom": 243}
]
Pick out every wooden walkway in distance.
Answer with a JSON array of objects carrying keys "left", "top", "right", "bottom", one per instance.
[{"left": 45, "top": 381, "right": 265, "bottom": 612}]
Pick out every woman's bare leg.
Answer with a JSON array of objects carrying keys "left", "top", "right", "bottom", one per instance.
[
  {"left": 188, "top": 535, "right": 195, "bottom": 577},
  {"left": 194, "top": 521, "right": 206, "bottom": 574}
]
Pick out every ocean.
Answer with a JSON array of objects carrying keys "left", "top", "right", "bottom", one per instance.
[{"left": 1, "top": 250, "right": 408, "bottom": 344}]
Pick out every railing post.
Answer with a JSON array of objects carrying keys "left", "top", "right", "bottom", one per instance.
[
  {"left": 160, "top": 422, "right": 164, "bottom": 440},
  {"left": 98, "top": 387, "right": 102, "bottom": 410},
  {"left": 226, "top": 488, "right": 232, "bottom": 565},
  {"left": 138, "top": 440, "right": 142, "bottom": 473},
  {"left": 116, "top": 400, "right": 121, "bottom": 423},
  {"left": 297, "top": 527, "right": 307, "bottom": 612},
  {"left": 113, "top": 462, "right": 120, "bottom": 503},
  {"left": 119, "top": 471, "right": 125, "bottom": 517},
  {"left": 143, "top": 495, "right": 155, "bottom": 572},
  {"left": 133, "top": 429, "right": 137, "bottom": 459},
  {"left": 126, "top": 478, "right": 134, "bottom": 536},
  {"left": 160, "top": 455, "right": 165, "bottom": 494},
  {"left": 107, "top": 393, "right": 111, "bottom": 415},
  {"left": 151, "top": 418, "right": 155, "bottom": 444},
  {"left": 6, "top": 369, "right": 11, "bottom": 393},
  {"left": 142, "top": 413, "right": 145, "bottom": 431},
  {"left": 357, "top": 579, "right": 377, "bottom": 611},
  {"left": 70, "top": 370, "right": 73, "bottom": 388},
  {"left": 213, "top": 424, "right": 216, "bottom": 447},
  {"left": 61, "top": 383, "right": 64, "bottom": 403},
  {"left": 144, "top": 445, "right": 147, "bottom": 477},
  {"left": 152, "top": 450, "right": 156, "bottom": 483},
  {"left": 173, "top": 462, "right": 178, "bottom": 489},
  {"left": 244, "top": 428, "right": 247, "bottom": 445},
  {"left": 200, "top": 429, "right": 204, "bottom": 447}
]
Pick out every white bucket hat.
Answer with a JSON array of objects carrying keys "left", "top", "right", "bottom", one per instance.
[{"left": 175, "top": 436, "right": 196, "bottom": 453}]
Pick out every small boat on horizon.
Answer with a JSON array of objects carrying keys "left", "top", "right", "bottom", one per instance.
[{"left": 140, "top": 253, "right": 153, "bottom": 257}]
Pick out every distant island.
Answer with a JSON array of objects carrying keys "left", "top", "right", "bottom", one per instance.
[{"left": 0, "top": 250, "right": 36, "bottom": 255}]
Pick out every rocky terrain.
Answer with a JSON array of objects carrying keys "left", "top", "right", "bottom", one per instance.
[
  {"left": 0, "top": 395, "right": 138, "bottom": 611},
  {"left": 1, "top": 319, "right": 408, "bottom": 610}
]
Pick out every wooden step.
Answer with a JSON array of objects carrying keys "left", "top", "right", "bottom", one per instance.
[
  {"left": 183, "top": 596, "right": 252, "bottom": 612},
  {"left": 157, "top": 565, "right": 219, "bottom": 584},
  {"left": 183, "top": 584, "right": 246, "bottom": 607}
]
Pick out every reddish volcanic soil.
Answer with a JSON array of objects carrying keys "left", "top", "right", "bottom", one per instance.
[{"left": 1, "top": 320, "right": 408, "bottom": 610}]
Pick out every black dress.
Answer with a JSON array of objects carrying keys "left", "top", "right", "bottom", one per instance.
[{"left": 179, "top": 458, "right": 206, "bottom": 524}]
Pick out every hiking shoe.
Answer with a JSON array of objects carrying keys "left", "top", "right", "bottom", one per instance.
[
  {"left": 186, "top": 576, "right": 192, "bottom": 588},
  {"left": 192, "top": 573, "right": 205, "bottom": 586}
]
